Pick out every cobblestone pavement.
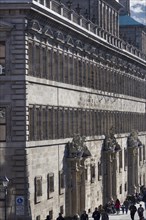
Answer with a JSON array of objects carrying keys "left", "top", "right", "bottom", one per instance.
[{"left": 109, "top": 202, "right": 146, "bottom": 220}]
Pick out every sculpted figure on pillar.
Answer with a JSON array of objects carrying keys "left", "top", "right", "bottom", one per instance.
[
  {"left": 66, "top": 134, "right": 91, "bottom": 158},
  {"left": 103, "top": 127, "right": 121, "bottom": 152},
  {"left": 127, "top": 130, "right": 142, "bottom": 148}
]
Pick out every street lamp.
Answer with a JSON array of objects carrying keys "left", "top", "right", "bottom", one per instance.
[{"left": 0, "top": 176, "right": 9, "bottom": 220}]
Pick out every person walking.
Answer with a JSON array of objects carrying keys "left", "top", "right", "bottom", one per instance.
[
  {"left": 115, "top": 199, "right": 120, "bottom": 214},
  {"left": 137, "top": 204, "right": 144, "bottom": 219},
  {"left": 142, "top": 192, "right": 146, "bottom": 210},
  {"left": 45, "top": 215, "right": 50, "bottom": 220},
  {"left": 129, "top": 204, "right": 137, "bottom": 220},
  {"left": 92, "top": 207, "right": 100, "bottom": 220},
  {"left": 124, "top": 199, "right": 129, "bottom": 214},
  {"left": 80, "top": 210, "right": 88, "bottom": 220},
  {"left": 121, "top": 203, "right": 125, "bottom": 214},
  {"left": 56, "top": 213, "right": 64, "bottom": 220},
  {"left": 101, "top": 210, "right": 109, "bottom": 220}
]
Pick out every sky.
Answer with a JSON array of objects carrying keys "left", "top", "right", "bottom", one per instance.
[{"left": 130, "top": 0, "right": 146, "bottom": 24}]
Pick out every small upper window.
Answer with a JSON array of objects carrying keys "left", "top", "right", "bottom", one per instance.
[
  {"left": 0, "top": 42, "right": 5, "bottom": 75},
  {"left": 0, "top": 108, "right": 6, "bottom": 142}
]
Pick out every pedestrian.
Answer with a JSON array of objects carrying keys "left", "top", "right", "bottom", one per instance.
[
  {"left": 121, "top": 203, "right": 125, "bottom": 214},
  {"left": 101, "top": 210, "right": 109, "bottom": 220},
  {"left": 56, "top": 213, "right": 64, "bottom": 220},
  {"left": 142, "top": 192, "right": 146, "bottom": 210},
  {"left": 137, "top": 204, "right": 144, "bottom": 219},
  {"left": 80, "top": 210, "right": 88, "bottom": 220},
  {"left": 92, "top": 207, "right": 100, "bottom": 220},
  {"left": 124, "top": 199, "right": 129, "bottom": 214},
  {"left": 115, "top": 199, "right": 120, "bottom": 214},
  {"left": 129, "top": 204, "right": 137, "bottom": 220},
  {"left": 73, "top": 214, "right": 80, "bottom": 220},
  {"left": 45, "top": 215, "right": 50, "bottom": 220}
]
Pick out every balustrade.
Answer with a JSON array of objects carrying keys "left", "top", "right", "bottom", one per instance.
[{"left": 32, "top": 0, "right": 146, "bottom": 61}]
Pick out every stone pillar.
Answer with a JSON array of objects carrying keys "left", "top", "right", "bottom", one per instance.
[
  {"left": 103, "top": 151, "right": 113, "bottom": 204},
  {"left": 66, "top": 158, "right": 85, "bottom": 216},
  {"left": 112, "top": 152, "right": 118, "bottom": 199},
  {"left": 128, "top": 146, "right": 138, "bottom": 194}
]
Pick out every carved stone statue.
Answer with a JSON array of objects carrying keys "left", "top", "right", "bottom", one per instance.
[
  {"left": 66, "top": 134, "right": 91, "bottom": 158},
  {"left": 103, "top": 129, "right": 121, "bottom": 152},
  {"left": 127, "top": 130, "right": 142, "bottom": 148}
]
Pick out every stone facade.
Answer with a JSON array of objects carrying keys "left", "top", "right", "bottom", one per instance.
[
  {"left": 119, "top": 0, "right": 146, "bottom": 55},
  {"left": 0, "top": 0, "right": 146, "bottom": 220}
]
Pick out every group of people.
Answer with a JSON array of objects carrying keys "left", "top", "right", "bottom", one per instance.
[
  {"left": 129, "top": 203, "right": 145, "bottom": 220},
  {"left": 45, "top": 188, "right": 146, "bottom": 220},
  {"left": 80, "top": 208, "right": 109, "bottom": 220}
]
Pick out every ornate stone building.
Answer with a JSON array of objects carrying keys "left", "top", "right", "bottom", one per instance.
[
  {"left": 0, "top": 0, "right": 146, "bottom": 220},
  {"left": 119, "top": 0, "right": 146, "bottom": 54}
]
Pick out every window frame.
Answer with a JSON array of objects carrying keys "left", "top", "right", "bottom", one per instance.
[
  {"left": 0, "top": 107, "right": 6, "bottom": 142},
  {"left": 59, "top": 170, "right": 65, "bottom": 195},
  {"left": 35, "top": 176, "right": 42, "bottom": 203},
  {"left": 47, "top": 173, "right": 54, "bottom": 199},
  {"left": 0, "top": 41, "right": 6, "bottom": 75}
]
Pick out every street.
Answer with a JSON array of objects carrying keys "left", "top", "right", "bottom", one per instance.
[{"left": 109, "top": 202, "right": 146, "bottom": 220}]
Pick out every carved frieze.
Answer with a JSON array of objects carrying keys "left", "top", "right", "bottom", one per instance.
[
  {"left": 43, "top": 25, "right": 54, "bottom": 38},
  {"left": 66, "top": 35, "right": 74, "bottom": 47},
  {"left": 75, "top": 40, "right": 83, "bottom": 51},
  {"left": 55, "top": 30, "right": 65, "bottom": 43},
  {"left": 28, "top": 20, "right": 42, "bottom": 33}
]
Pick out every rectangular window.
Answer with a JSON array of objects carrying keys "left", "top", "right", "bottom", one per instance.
[
  {"left": 0, "top": 42, "right": 5, "bottom": 75},
  {"left": 59, "top": 171, "right": 65, "bottom": 195},
  {"left": 91, "top": 165, "right": 95, "bottom": 183},
  {"left": 28, "top": 42, "right": 33, "bottom": 76},
  {"left": 36, "top": 108, "right": 41, "bottom": 140},
  {"left": 139, "top": 147, "right": 142, "bottom": 165},
  {"left": 47, "top": 49, "right": 52, "bottom": 80},
  {"left": 47, "top": 173, "right": 54, "bottom": 199},
  {"left": 98, "top": 162, "right": 102, "bottom": 181},
  {"left": 124, "top": 148, "right": 127, "bottom": 170},
  {"left": 0, "top": 108, "right": 6, "bottom": 142},
  {"left": 48, "top": 107, "right": 53, "bottom": 139},
  {"left": 42, "top": 46, "right": 46, "bottom": 78},
  {"left": 119, "top": 150, "right": 123, "bottom": 172},
  {"left": 58, "top": 53, "right": 63, "bottom": 82},
  {"left": 60, "top": 205, "right": 64, "bottom": 214},
  {"left": 78, "top": 59, "right": 82, "bottom": 86},
  {"left": 125, "top": 182, "right": 127, "bottom": 192},
  {"left": 35, "top": 45, "right": 40, "bottom": 77},
  {"left": 42, "top": 107, "right": 47, "bottom": 140},
  {"left": 85, "top": 168, "right": 88, "bottom": 181},
  {"left": 64, "top": 55, "right": 68, "bottom": 83},
  {"left": 35, "top": 176, "right": 42, "bottom": 203},
  {"left": 52, "top": 50, "right": 58, "bottom": 81},
  {"left": 143, "top": 145, "right": 146, "bottom": 161},
  {"left": 29, "top": 107, "right": 34, "bottom": 141},
  {"left": 49, "top": 210, "right": 53, "bottom": 220}
]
